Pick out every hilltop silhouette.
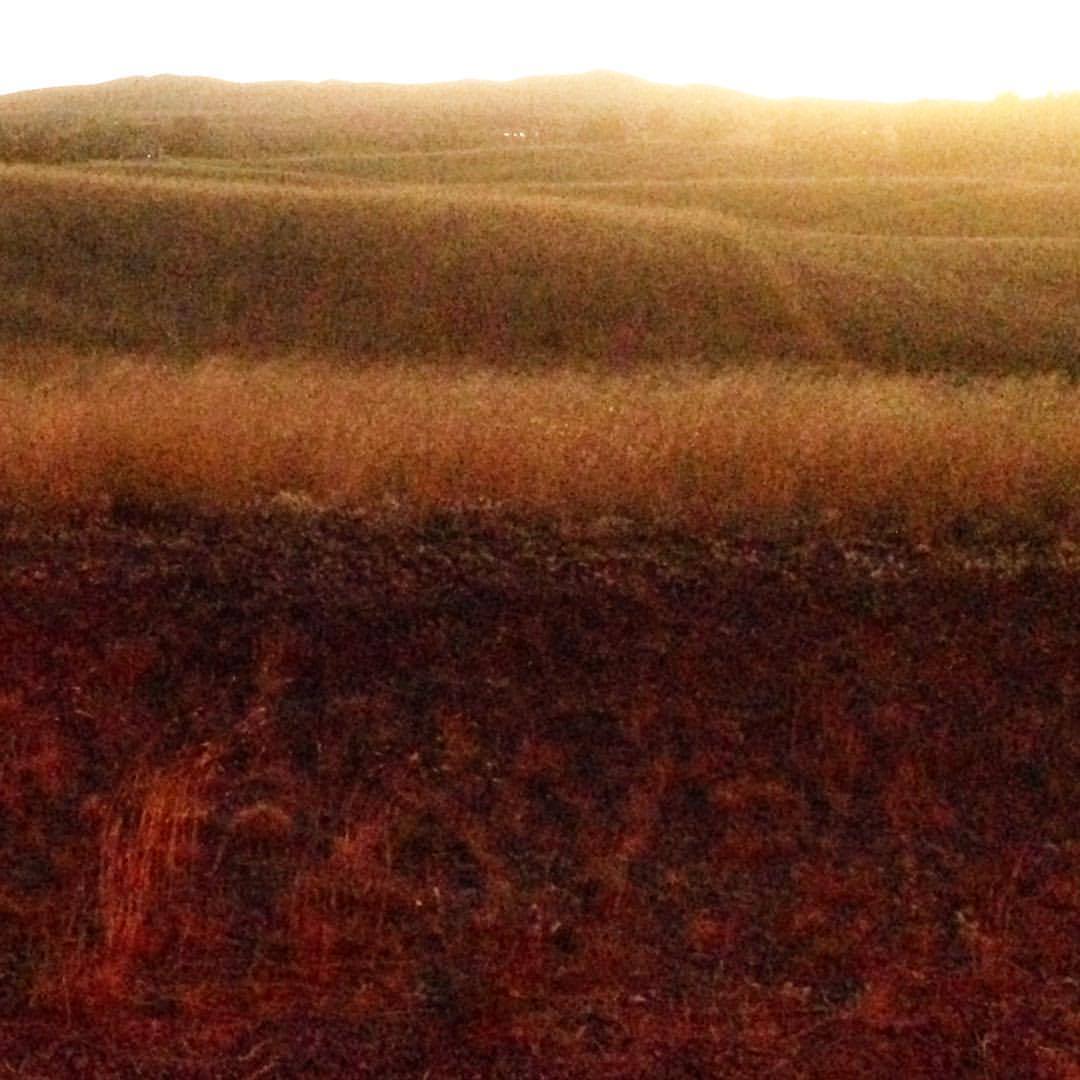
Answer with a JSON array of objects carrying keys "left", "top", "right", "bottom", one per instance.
[
  {"left": 0, "top": 70, "right": 1077, "bottom": 166},
  {"left": 0, "top": 69, "right": 757, "bottom": 117}
]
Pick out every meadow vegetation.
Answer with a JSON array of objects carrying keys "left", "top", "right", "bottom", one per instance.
[
  {"left": 0, "top": 357, "right": 1077, "bottom": 543},
  {"left": 2, "top": 161, "right": 1078, "bottom": 376},
  {"left": 0, "top": 116, "right": 1078, "bottom": 1075}
]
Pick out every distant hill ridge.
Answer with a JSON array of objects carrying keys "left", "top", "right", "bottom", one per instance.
[
  {"left": 2, "top": 70, "right": 1077, "bottom": 166},
  {"left": 0, "top": 70, "right": 788, "bottom": 158},
  {"left": 0, "top": 70, "right": 764, "bottom": 119}
]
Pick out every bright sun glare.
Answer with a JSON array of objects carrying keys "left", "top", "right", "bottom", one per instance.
[{"left": 5, "top": 0, "right": 1079, "bottom": 101}]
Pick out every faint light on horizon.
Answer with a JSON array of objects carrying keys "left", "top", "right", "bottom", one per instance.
[{"left": 3, "top": 0, "right": 1080, "bottom": 104}]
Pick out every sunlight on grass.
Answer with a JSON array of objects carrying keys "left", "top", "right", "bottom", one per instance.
[{"left": 1, "top": 356, "right": 1076, "bottom": 540}]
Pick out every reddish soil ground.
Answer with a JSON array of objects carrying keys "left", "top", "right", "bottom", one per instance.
[{"left": 0, "top": 507, "right": 1077, "bottom": 1077}]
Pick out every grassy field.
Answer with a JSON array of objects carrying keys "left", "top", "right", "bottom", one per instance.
[
  {"left": 0, "top": 358, "right": 1077, "bottom": 543},
  {"left": 520, "top": 174, "right": 1080, "bottom": 235},
  {"left": 0, "top": 143, "right": 1078, "bottom": 1076},
  {"left": 2, "top": 161, "right": 1079, "bottom": 373}
]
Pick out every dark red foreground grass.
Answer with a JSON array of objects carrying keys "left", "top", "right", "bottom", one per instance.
[{"left": 0, "top": 506, "right": 1077, "bottom": 1076}]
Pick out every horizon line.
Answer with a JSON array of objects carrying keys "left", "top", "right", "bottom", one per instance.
[{"left": 2, "top": 68, "right": 1075, "bottom": 107}]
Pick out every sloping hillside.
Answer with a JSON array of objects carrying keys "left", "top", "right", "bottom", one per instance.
[
  {"left": 0, "top": 71, "right": 770, "bottom": 157},
  {"left": 0, "top": 70, "right": 756, "bottom": 120},
  {"left": 2, "top": 164, "right": 1078, "bottom": 373},
  {"left": 0, "top": 168, "right": 819, "bottom": 363}
]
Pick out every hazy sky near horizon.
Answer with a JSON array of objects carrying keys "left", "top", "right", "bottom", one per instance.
[{"left": 5, "top": 0, "right": 1078, "bottom": 102}]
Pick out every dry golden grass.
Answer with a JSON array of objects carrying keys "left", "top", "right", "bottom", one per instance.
[
  {"left": 3, "top": 164, "right": 1079, "bottom": 374},
  {"left": 521, "top": 176, "right": 1080, "bottom": 237},
  {"left": 2, "top": 355, "right": 1076, "bottom": 540},
  {"left": 0, "top": 166, "right": 808, "bottom": 363}
]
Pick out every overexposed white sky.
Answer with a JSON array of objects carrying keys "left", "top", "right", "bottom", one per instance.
[{"left": 4, "top": 0, "right": 1078, "bottom": 101}]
